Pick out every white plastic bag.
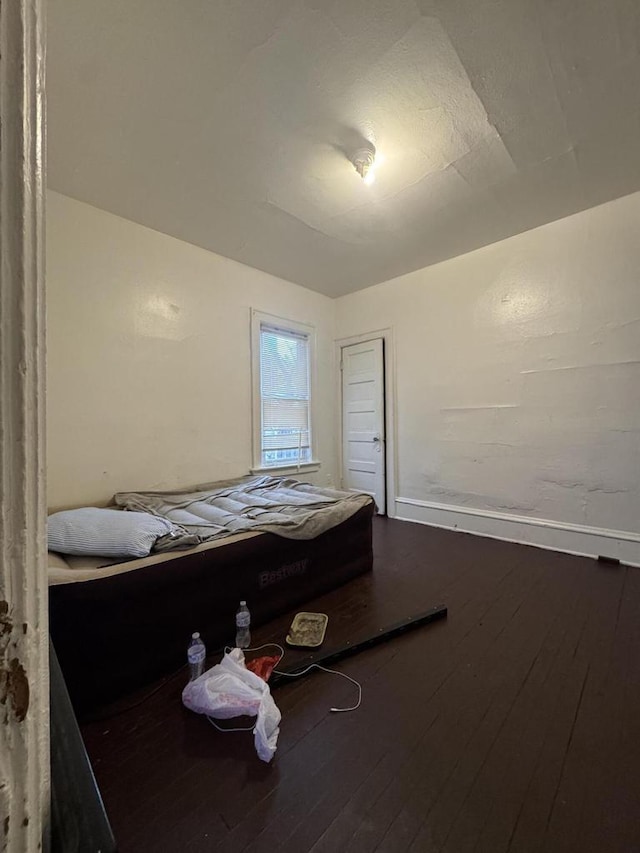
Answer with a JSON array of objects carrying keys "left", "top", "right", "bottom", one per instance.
[{"left": 182, "top": 647, "right": 281, "bottom": 762}]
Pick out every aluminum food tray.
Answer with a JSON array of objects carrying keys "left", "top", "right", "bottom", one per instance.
[{"left": 285, "top": 612, "right": 328, "bottom": 648}]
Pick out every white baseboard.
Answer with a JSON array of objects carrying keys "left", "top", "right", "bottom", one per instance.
[{"left": 394, "top": 497, "right": 640, "bottom": 567}]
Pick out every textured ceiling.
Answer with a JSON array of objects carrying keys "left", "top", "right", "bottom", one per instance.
[{"left": 48, "top": 0, "right": 640, "bottom": 297}]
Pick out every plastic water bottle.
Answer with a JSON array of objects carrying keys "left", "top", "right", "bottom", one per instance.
[
  {"left": 187, "top": 632, "right": 206, "bottom": 680},
  {"left": 235, "top": 601, "right": 251, "bottom": 649}
]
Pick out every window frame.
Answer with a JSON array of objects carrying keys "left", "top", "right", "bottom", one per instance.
[{"left": 250, "top": 309, "right": 321, "bottom": 475}]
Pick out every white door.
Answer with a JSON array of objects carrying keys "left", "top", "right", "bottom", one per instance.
[{"left": 341, "top": 339, "right": 386, "bottom": 514}]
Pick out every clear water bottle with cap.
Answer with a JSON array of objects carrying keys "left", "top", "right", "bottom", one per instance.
[
  {"left": 235, "top": 601, "right": 251, "bottom": 649},
  {"left": 187, "top": 631, "right": 206, "bottom": 680}
]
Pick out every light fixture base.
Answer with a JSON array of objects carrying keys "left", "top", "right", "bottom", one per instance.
[{"left": 352, "top": 144, "right": 376, "bottom": 180}]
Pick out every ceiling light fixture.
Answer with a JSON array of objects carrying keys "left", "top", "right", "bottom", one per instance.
[{"left": 352, "top": 143, "right": 376, "bottom": 185}]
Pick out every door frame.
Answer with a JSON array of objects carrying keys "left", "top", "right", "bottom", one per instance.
[
  {"left": 0, "top": 0, "right": 49, "bottom": 848},
  {"left": 336, "top": 328, "right": 397, "bottom": 518}
]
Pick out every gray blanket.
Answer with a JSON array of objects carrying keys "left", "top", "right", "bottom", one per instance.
[{"left": 114, "top": 475, "right": 372, "bottom": 551}]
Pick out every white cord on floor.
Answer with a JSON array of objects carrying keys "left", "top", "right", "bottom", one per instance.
[
  {"left": 272, "top": 663, "right": 362, "bottom": 713},
  {"left": 223, "top": 642, "right": 286, "bottom": 662},
  {"left": 235, "top": 642, "right": 362, "bottom": 712},
  {"left": 207, "top": 717, "right": 256, "bottom": 733},
  {"left": 205, "top": 642, "right": 362, "bottom": 732}
]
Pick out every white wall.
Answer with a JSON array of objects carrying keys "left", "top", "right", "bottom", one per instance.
[
  {"left": 47, "top": 191, "right": 337, "bottom": 509},
  {"left": 48, "top": 189, "right": 640, "bottom": 562},
  {"left": 337, "top": 191, "right": 640, "bottom": 563}
]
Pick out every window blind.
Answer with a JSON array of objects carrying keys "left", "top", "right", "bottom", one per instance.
[{"left": 260, "top": 324, "right": 311, "bottom": 465}]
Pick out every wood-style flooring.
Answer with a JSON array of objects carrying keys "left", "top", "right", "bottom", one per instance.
[{"left": 80, "top": 517, "right": 640, "bottom": 852}]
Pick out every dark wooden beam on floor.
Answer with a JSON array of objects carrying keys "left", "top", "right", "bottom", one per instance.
[{"left": 270, "top": 604, "right": 447, "bottom": 687}]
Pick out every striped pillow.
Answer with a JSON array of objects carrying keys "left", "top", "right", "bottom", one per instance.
[{"left": 47, "top": 507, "right": 178, "bottom": 559}]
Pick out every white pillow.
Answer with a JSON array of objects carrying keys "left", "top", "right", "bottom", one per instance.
[{"left": 47, "top": 507, "right": 178, "bottom": 559}]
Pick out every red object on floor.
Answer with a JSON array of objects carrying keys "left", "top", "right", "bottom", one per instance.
[{"left": 245, "top": 655, "right": 280, "bottom": 682}]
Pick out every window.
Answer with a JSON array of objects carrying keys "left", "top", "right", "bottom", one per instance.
[{"left": 251, "top": 310, "right": 318, "bottom": 472}]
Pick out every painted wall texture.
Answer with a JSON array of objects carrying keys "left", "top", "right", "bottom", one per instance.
[
  {"left": 46, "top": 191, "right": 337, "bottom": 510},
  {"left": 337, "top": 190, "right": 640, "bottom": 536},
  {"left": 48, "top": 189, "right": 640, "bottom": 547}
]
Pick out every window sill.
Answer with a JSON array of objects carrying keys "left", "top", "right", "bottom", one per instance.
[{"left": 250, "top": 461, "right": 322, "bottom": 476}]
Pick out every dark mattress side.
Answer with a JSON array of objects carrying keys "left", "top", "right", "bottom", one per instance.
[{"left": 50, "top": 501, "right": 374, "bottom": 715}]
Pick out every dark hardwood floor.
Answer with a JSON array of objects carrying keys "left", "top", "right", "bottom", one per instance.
[{"left": 80, "top": 517, "right": 640, "bottom": 852}]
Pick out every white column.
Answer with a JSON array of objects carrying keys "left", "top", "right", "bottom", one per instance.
[{"left": 0, "top": 1, "right": 49, "bottom": 850}]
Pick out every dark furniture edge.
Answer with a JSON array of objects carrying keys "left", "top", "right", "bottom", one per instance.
[{"left": 50, "top": 638, "right": 117, "bottom": 853}]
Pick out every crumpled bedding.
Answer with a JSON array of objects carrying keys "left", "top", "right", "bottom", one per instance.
[{"left": 114, "top": 475, "right": 372, "bottom": 551}]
